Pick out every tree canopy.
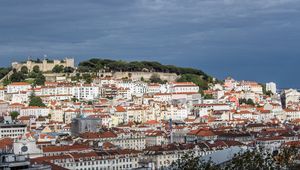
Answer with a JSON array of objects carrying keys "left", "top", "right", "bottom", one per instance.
[
  {"left": 52, "top": 65, "right": 64, "bottom": 73},
  {"left": 20, "top": 66, "right": 28, "bottom": 74},
  {"left": 170, "top": 151, "right": 218, "bottom": 170},
  {"left": 77, "top": 58, "right": 214, "bottom": 90},
  {"left": 171, "top": 147, "right": 299, "bottom": 170},
  {"left": 32, "top": 65, "right": 40, "bottom": 73},
  {"left": 10, "top": 70, "right": 26, "bottom": 82},
  {"left": 0, "top": 67, "right": 11, "bottom": 79},
  {"left": 78, "top": 58, "right": 211, "bottom": 78},
  {"left": 34, "top": 72, "right": 46, "bottom": 85},
  {"left": 177, "top": 73, "right": 210, "bottom": 91},
  {"left": 239, "top": 98, "right": 255, "bottom": 106},
  {"left": 64, "top": 66, "right": 75, "bottom": 73},
  {"left": 149, "top": 73, "right": 164, "bottom": 84},
  {"left": 10, "top": 111, "right": 19, "bottom": 120},
  {"left": 29, "top": 93, "right": 46, "bottom": 107}
]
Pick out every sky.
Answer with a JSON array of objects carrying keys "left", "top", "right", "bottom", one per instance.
[{"left": 0, "top": 0, "right": 300, "bottom": 88}]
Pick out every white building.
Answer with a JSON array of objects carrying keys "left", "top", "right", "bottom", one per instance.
[
  {"left": 147, "top": 84, "right": 162, "bottom": 94},
  {"left": 31, "top": 150, "right": 141, "bottom": 170},
  {"left": 11, "top": 92, "right": 29, "bottom": 104},
  {"left": 7, "top": 82, "right": 31, "bottom": 94},
  {"left": 20, "top": 106, "right": 50, "bottom": 117},
  {"left": 0, "top": 123, "right": 27, "bottom": 138},
  {"left": 266, "top": 82, "right": 277, "bottom": 94},
  {"left": 281, "top": 89, "right": 300, "bottom": 106},
  {"left": 14, "top": 138, "right": 43, "bottom": 158},
  {"left": 73, "top": 84, "right": 99, "bottom": 100},
  {"left": 160, "top": 105, "right": 189, "bottom": 121},
  {"left": 193, "top": 104, "right": 230, "bottom": 117},
  {"left": 41, "top": 85, "right": 73, "bottom": 96},
  {"left": 168, "top": 82, "right": 199, "bottom": 93},
  {"left": 117, "top": 81, "right": 148, "bottom": 97},
  {"left": 0, "top": 88, "right": 5, "bottom": 100}
]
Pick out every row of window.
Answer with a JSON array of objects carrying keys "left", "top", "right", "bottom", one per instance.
[
  {"left": 1, "top": 133, "right": 22, "bottom": 137},
  {"left": 1, "top": 129, "right": 25, "bottom": 133},
  {"left": 62, "top": 160, "right": 137, "bottom": 170}
]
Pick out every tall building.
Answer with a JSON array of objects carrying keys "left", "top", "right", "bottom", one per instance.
[
  {"left": 71, "top": 117, "right": 101, "bottom": 136},
  {"left": 266, "top": 82, "right": 277, "bottom": 94}
]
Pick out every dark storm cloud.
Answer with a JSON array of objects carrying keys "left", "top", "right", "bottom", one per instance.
[{"left": 0, "top": 0, "right": 300, "bottom": 87}]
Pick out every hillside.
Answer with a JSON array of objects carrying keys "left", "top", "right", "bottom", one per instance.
[
  {"left": 78, "top": 58, "right": 215, "bottom": 90},
  {"left": 0, "top": 58, "right": 215, "bottom": 91}
]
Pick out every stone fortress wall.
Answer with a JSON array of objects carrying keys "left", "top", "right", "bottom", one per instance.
[
  {"left": 12, "top": 58, "right": 75, "bottom": 72},
  {"left": 9, "top": 57, "right": 179, "bottom": 82},
  {"left": 99, "top": 71, "right": 180, "bottom": 82}
]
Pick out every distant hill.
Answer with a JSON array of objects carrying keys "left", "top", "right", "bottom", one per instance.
[
  {"left": 0, "top": 58, "right": 216, "bottom": 91},
  {"left": 78, "top": 58, "right": 215, "bottom": 90}
]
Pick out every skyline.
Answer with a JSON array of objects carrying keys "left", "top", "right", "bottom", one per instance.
[{"left": 1, "top": 0, "right": 300, "bottom": 88}]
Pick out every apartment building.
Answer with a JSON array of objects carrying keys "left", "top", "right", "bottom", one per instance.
[{"left": 0, "top": 123, "right": 27, "bottom": 138}]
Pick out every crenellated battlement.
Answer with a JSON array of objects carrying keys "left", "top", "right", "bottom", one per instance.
[{"left": 12, "top": 57, "right": 75, "bottom": 72}]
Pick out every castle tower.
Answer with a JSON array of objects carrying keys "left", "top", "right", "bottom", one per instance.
[{"left": 65, "top": 57, "right": 75, "bottom": 68}]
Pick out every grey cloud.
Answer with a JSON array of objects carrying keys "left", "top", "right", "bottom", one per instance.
[{"left": 0, "top": 0, "right": 300, "bottom": 87}]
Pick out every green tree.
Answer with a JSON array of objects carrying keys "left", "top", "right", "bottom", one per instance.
[
  {"left": 177, "top": 74, "right": 209, "bottom": 90},
  {"left": 274, "top": 147, "right": 298, "bottom": 169},
  {"left": 64, "top": 66, "right": 75, "bottom": 73},
  {"left": 52, "top": 65, "right": 64, "bottom": 73},
  {"left": 20, "top": 66, "right": 28, "bottom": 74},
  {"left": 77, "top": 58, "right": 212, "bottom": 80},
  {"left": 149, "top": 73, "right": 163, "bottom": 84},
  {"left": 204, "top": 94, "right": 214, "bottom": 99},
  {"left": 266, "top": 91, "right": 273, "bottom": 97},
  {"left": 128, "top": 72, "right": 132, "bottom": 78},
  {"left": 261, "top": 83, "right": 267, "bottom": 95},
  {"left": 34, "top": 72, "right": 46, "bottom": 85},
  {"left": 71, "top": 97, "right": 79, "bottom": 102},
  {"left": 77, "top": 66, "right": 90, "bottom": 73},
  {"left": 10, "top": 111, "right": 19, "bottom": 120},
  {"left": 29, "top": 93, "right": 46, "bottom": 107},
  {"left": 82, "top": 73, "right": 92, "bottom": 84},
  {"left": 171, "top": 151, "right": 218, "bottom": 170},
  {"left": 239, "top": 98, "right": 255, "bottom": 106},
  {"left": 0, "top": 67, "right": 11, "bottom": 79},
  {"left": 2, "top": 78, "right": 11, "bottom": 86},
  {"left": 10, "top": 71, "right": 26, "bottom": 82},
  {"left": 32, "top": 65, "right": 40, "bottom": 73},
  {"left": 246, "top": 99, "right": 255, "bottom": 106},
  {"left": 224, "top": 148, "right": 275, "bottom": 170}
]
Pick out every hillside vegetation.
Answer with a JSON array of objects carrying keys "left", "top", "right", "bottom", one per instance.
[
  {"left": 78, "top": 58, "right": 214, "bottom": 90},
  {"left": 0, "top": 67, "right": 11, "bottom": 79},
  {"left": 0, "top": 58, "right": 215, "bottom": 91}
]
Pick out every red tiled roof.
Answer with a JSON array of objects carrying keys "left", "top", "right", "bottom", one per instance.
[
  {"left": 43, "top": 144, "right": 90, "bottom": 153},
  {"left": 144, "top": 120, "right": 160, "bottom": 125},
  {"left": 9, "top": 82, "right": 30, "bottom": 86},
  {"left": 0, "top": 138, "right": 13, "bottom": 150},
  {"left": 115, "top": 106, "right": 126, "bottom": 112}
]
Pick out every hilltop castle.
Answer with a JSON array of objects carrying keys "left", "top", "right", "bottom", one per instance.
[{"left": 12, "top": 57, "right": 75, "bottom": 72}]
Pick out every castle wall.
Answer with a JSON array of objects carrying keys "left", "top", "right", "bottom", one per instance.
[
  {"left": 99, "top": 71, "right": 179, "bottom": 82},
  {"left": 12, "top": 58, "right": 75, "bottom": 72}
]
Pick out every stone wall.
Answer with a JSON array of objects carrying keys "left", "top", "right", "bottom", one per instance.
[
  {"left": 99, "top": 71, "right": 180, "bottom": 82},
  {"left": 12, "top": 58, "right": 75, "bottom": 72}
]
